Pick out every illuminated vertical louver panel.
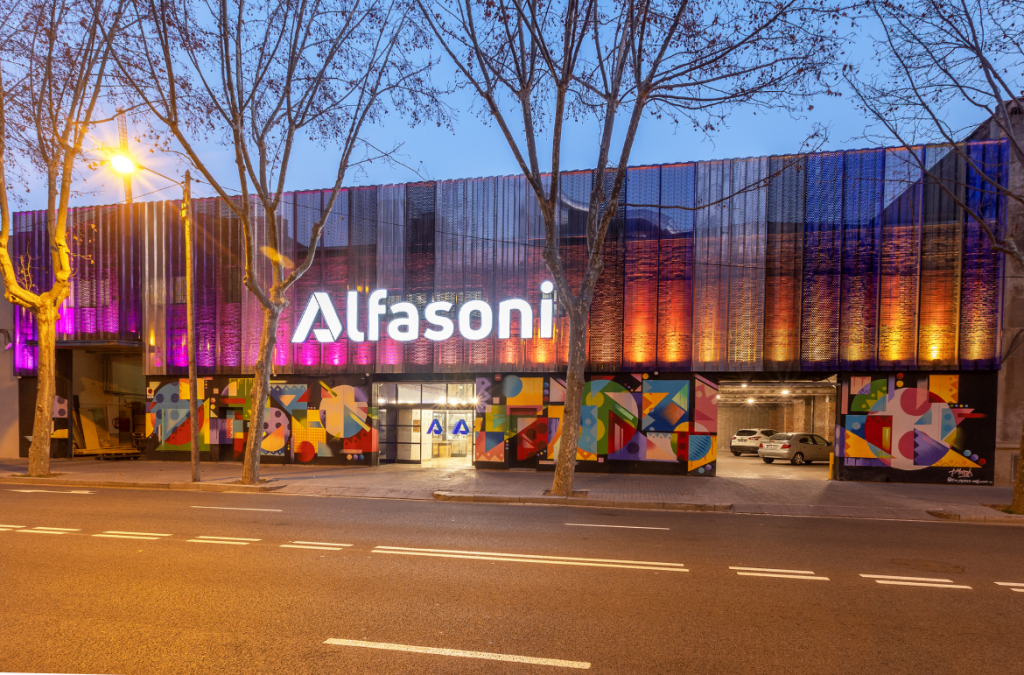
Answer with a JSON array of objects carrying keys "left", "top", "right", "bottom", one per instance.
[
  {"left": 840, "top": 148, "right": 884, "bottom": 370},
  {"left": 960, "top": 139, "right": 1007, "bottom": 369},
  {"left": 589, "top": 171, "right": 625, "bottom": 371},
  {"left": 878, "top": 148, "right": 922, "bottom": 370},
  {"left": 320, "top": 189, "right": 350, "bottom": 371},
  {"left": 524, "top": 176, "right": 557, "bottom": 370},
  {"left": 376, "top": 183, "right": 406, "bottom": 372},
  {"left": 656, "top": 163, "right": 695, "bottom": 371},
  {"left": 404, "top": 183, "right": 436, "bottom": 373},
  {"left": 726, "top": 157, "right": 767, "bottom": 371},
  {"left": 557, "top": 171, "right": 592, "bottom": 366},
  {"left": 470, "top": 177, "right": 499, "bottom": 372},
  {"left": 764, "top": 155, "right": 805, "bottom": 371},
  {"left": 348, "top": 186, "right": 378, "bottom": 368},
  {"left": 693, "top": 160, "right": 731, "bottom": 371},
  {"left": 292, "top": 191, "right": 324, "bottom": 373},
  {"left": 166, "top": 198, "right": 188, "bottom": 371},
  {"left": 918, "top": 146, "right": 963, "bottom": 368},
  {"left": 11, "top": 210, "right": 48, "bottom": 374},
  {"left": 801, "top": 151, "right": 844, "bottom": 370},
  {"left": 495, "top": 174, "right": 531, "bottom": 370},
  {"left": 190, "top": 199, "right": 222, "bottom": 373},
  {"left": 210, "top": 197, "right": 242, "bottom": 374},
  {"left": 623, "top": 166, "right": 660, "bottom": 372}
]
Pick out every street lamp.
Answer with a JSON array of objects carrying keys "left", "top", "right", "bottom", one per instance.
[{"left": 111, "top": 156, "right": 200, "bottom": 483}]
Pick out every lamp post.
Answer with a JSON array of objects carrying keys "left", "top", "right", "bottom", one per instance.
[{"left": 111, "top": 157, "right": 200, "bottom": 482}]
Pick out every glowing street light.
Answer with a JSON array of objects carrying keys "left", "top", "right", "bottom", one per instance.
[{"left": 111, "top": 156, "right": 200, "bottom": 482}]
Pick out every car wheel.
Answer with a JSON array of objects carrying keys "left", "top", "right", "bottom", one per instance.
[
  {"left": 791, "top": 452, "right": 805, "bottom": 466},
  {"left": 732, "top": 450, "right": 742, "bottom": 456},
  {"left": 762, "top": 457, "right": 774, "bottom": 464}
]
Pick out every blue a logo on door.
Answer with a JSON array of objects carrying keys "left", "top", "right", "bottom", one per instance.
[
  {"left": 426, "top": 419, "right": 444, "bottom": 435},
  {"left": 452, "top": 419, "right": 470, "bottom": 435}
]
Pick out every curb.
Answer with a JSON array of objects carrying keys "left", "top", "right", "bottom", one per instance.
[
  {"left": 433, "top": 491, "right": 732, "bottom": 512},
  {"left": 927, "top": 509, "right": 1024, "bottom": 525},
  {"left": 3, "top": 475, "right": 286, "bottom": 493}
]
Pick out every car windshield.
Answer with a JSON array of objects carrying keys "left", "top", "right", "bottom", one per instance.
[
  {"left": 736, "top": 430, "right": 757, "bottom": 436},
  {"left": 769, "top": 433, "right": 794, "bottom": 441}
]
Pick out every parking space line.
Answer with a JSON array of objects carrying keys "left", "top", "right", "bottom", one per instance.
[
  {"left": 730, "top": 567, "right": 815, "bottom": 575},
  {"left": 323, "top": 638, "right": 590, "bottom": 669},
  {"left": 565, "top": 523, "right": 669, "bottom": 531}
]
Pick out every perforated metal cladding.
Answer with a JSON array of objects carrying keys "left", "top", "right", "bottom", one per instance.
[
  {"left": 764, "top": 156, "right": 805, "bottom": 371},
  {"left": 960, "top": 141, "right": 1006, "bottom": 369},
  {"left": 840, "top": 148, "right": 885, "bottom": 370},
  {"left": 11, "top": 210, "right": 49, "bottom": 374},
  {"left": 919, "top": 147, "right": 963, "bottom": 367},
  {"left": 657, "top": 163, "right": 696, "bottom": 370},
  {"left": 12, "top": 140, "right": 1008, "bottom": 377},
  {"left": 623, "top": 166, "right": 661, "bottom": 371},
  {"left": 589, "top": 171, "right": 625, "bottom": 371},
  {"left": 878, "top": 148, "right": 923, "bottom": 369},
  {"left": 801, "top": 152, "right": 844, "bottom": 371}
]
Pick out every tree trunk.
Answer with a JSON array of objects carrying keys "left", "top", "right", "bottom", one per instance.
[
  {"left": 550, "top": 310, "right": 587, "bottom": 497},
  {"left": 27, "top": 306, "right": 58, "bottom": 477},
  {"left": 1012, "top": 416, "right": 1024, "bottom": 513},
  {"left": 240, "top": 306, "right": 281, "bottom": 485}
]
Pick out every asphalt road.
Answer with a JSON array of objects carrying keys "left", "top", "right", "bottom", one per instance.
[{"left": 0, "top": 483, "right": 1022, "bottom": 675}]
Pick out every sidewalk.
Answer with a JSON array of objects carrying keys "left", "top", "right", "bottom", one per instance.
[{"left": 1, "top": 457, "right": 1020, "bottom": 524}]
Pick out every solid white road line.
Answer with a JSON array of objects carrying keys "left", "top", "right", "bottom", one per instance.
[
  {"left": 735, "top": 572, "right": 830, "bottom": 581},
  {"left": 187, "top": 539, "right": 248, "bottom": 545},
  {"left": 995, "top": 582, "right": 1024, "bottom": 587},
  {"left": 324, "top": 638, "right": 590, "bottom": 669},
  {"left": 281, "top": 544, "right": 345, "bottom": 551},
  {"left": 104, "top": 531, "right": 172, "bottom": 537},
  {"left": 291, "top": 541, "right": 353, "bottom": 547},
  {"left": 861, "top": 574, "right": 953, "bottom": 583},
  {"left": 373, "top": 548, "right": 686, "bottom": 572},
  {"left": 93, "top": 534, "right": 162, "bottom": 541},
  {"left": 190, "top": 506, "right": 282, "bottom": 512},
  {"left": 195, "top": 535, "right": 261, "bottom": 541},
  {"left": 874, "top": 580, "right": 972, "bottom": 589},
  {"left": 375, "top": 546, "right": 688, "bottom": 568},
  {"left": 565, "top": 523, "right": 669, "bottom": 531},
  {"left": 730, "top": 567, "right": 815, "bottom": 575}
]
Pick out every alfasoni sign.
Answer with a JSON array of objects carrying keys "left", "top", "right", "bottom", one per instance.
[{"left": 291, "top": 282, "right": 556, "bottom": 344}]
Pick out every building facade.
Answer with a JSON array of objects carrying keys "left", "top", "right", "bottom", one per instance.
[{"left": 11, "top": 141, "right": 1013, "bottom": 484}]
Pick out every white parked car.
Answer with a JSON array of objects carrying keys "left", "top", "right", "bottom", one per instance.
[
  {"left": 758, "top": 432, "right": 833, "bottom": 465},
  {"left": 730, "top": 428, "right": 777, "bottom": 456}
]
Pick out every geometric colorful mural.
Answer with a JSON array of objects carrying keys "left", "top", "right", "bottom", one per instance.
[
  {"left": 146, "top": 377, "right": 377, "bottom": 465},
  {"left": 474, "top": 373, "right": 717, "bottom": 475},
  {"left": 836, "top": 372, "right": 995, "bottom": 484}
]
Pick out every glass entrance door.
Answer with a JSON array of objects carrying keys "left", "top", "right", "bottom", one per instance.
[{"left": 428, "top": 411, "right": 474, "bottom": 468}]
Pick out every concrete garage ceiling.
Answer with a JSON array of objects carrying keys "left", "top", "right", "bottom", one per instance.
[{"left": 717, "top": 381, "right": 837, "bottom": 404}]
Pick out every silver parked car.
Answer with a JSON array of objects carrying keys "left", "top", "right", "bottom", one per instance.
[
  {"left": 758, "top": 432, "right": 833, "bottom": 465},
  {"left": 730, "top": 428, "right": 777, "bottom": 456}
]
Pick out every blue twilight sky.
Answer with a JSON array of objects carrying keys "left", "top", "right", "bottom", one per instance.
[{"left": 18, "top": 24, "right": 985, "bottom": 210}]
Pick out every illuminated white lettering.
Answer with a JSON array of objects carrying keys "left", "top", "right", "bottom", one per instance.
[
  {"left": 368, "top": 289, "right": 387, "bottom": 341},
  {"left": 458, "top": 300, "right": 492, "bottom": 341},
  {"left": 540, "top": 281, "right": 554, "bottom": 338},
  {"left": 291, "top": 292, "right": 343, "bottom": 344},
  {"left": 346, "top": 290, "right": 364, "bottom": 342},
  {"left": 388, "top": 302, "right": 419, "bottom": 342},
  {"left": 498, "top": 299, "right": 533, "bottom": 339},
  {"left": 424, "top": 302, "right": 455, "bottom": 341}
]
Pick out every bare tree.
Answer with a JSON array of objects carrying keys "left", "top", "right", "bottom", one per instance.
[
  {"left": 112, "top": 0, "right": 442, "bottom": 484},
  {"left": 0, "top": 0, "right": 125, "bottom": 477},
  {"left": 848, "top": 0, "right": 1024, "bottom": 512},
  {"left": 416, "top": 0, "right": 846, "bottom": 495}
]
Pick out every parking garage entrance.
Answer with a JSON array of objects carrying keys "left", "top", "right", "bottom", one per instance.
[{"left": 716, "top": 378, "right": 837, "bottom": 480}]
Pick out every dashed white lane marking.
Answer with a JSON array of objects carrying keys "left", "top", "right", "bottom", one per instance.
[
  {"left": 280, "top": 541, "right": 353, "bottom": 551},
  {"left": 94, "top": 534, "right": 161, "bottom": 541},
  {"left": 0, "top": 525, "right": 26, "bottom": 529},
  {"left": 730, "top": 567, "right": 815, "bottom": 575},
  {"left": 7, "top": 489, "right": 94, "bottom": 494},
  {"left": 104, "top": 531, "right": 172, "bottom": 537},
  {"left": 1014, "top": 589, "right": 1024, "bottom": 593},
  {"left": 324, "top": 638, "right": 590, "bottom": 669},
  {"left": 190, "top": 506, "right": 282, "bottom": 512},
  {"left": 187, "top": 535, "right": 261, "bottom": 545},
  {"left": 861, "top": 574, "right": 970, "bottom": 589},
  {"left": 995, "top": 582, "right": 1024, "bottom": 587},
  {"left": 565, "top": 523, "right": 669, "bottom": 531},
  {"left": 17, "top": 527, "right": 81, "bottom": 534},
  {"left": 373, "top": 546, "right": 687, "bottom": 572}
]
